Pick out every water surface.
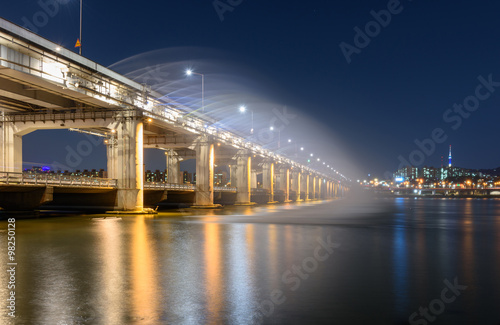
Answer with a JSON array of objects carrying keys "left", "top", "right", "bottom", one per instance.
[{"left": 1, "top": 196, "right": 500, "bottom": 324}]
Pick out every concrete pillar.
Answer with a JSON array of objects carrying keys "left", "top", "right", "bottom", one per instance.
[
  {"left": 302, "top": 173, "right": 310, "bottom": 201},
  {"left": 230, "top": 164, "right": 237, "bottom": 188},
  {"left": 107, "top": 118, "right": 144, "bottom": 211},
  {"left": 279, "top": 167, "right": 290, "bottom": 202},
  {"left": 251, "top": 170, "right": 258, "bottom": 189},
  {"left": 194, "top": 136, "right": 214, "bottom": 206},
  {"left": 262, "top": 161, "right": 275, "bottom": 203},
  {"left": 291, "top": 170, "right": 301, "bottom": 201},
  {"left": 318, "top": 178, "right": 322, "bottom": 199},
  {"left": 235, "top": 150, "right": 251, "bottom": 205},
  {"left": 166, "top": 149, "right": 182, "bottom": 184},
  {"left": 0, "top": 122, "right": 23, "bottom": 173},
  {"left": 311, "top": 176, "right": 316, "bottom": 200}
]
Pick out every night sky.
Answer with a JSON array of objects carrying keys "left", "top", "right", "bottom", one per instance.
[{"left": 3, "top": 0, "right": 500, "bottom": 179}]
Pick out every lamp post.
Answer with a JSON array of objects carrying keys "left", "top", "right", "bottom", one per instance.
[
  {"left": 79, "top": 0, "right": 82, "bottom": 55},
  {"left": 186, "top": 69, "right": 205, "bottom": 113},
  {"left": 239, "top": 105, "right": 254, "bottom": 135},
  {"left": 270, "top": 126, "right": 281, "bottom": 148}
]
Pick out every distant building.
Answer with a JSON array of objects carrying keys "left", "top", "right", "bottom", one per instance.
[
  {"left": 183, "top": 171, "right": 193, "bottom": 184},
  {"left": 393, "top": 166, "right": 419, "bottom": 181},
  {"left": 145, "top": 170, "right": 167, "bottom": 182},
  {"left": 214, "top": 169, "right": 228, "bottom": 186},
  {"left": 422, "top": 166, "right": 440, "bottom": 181}
]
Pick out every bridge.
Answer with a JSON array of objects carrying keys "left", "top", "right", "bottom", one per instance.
[{"left": 0, "top": 18, "right": 348, "bottom": 212}]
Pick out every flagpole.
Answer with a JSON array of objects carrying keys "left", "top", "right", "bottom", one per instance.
[{"left": 79, "top": 0, "right": 82, "bottom": 55}]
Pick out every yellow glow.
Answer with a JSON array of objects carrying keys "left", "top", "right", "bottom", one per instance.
[
  {"left": 204, "top": 223, "right": 222, "bottom": 324},
  {"left": 131, "top": 216, "right": 158, "bottom": 321}
]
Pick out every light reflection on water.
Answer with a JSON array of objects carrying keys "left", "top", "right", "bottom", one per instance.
[{"left": 1, "top": 197, "right": 500, "bottom": 324}]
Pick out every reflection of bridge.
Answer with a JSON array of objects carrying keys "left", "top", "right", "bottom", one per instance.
[{"left": 0, "top": 18, "right": 347, "bottom": 211}]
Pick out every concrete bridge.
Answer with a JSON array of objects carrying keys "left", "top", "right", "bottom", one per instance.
[{"left": 0, "top": 18, "right": 347, "bottom": 212}]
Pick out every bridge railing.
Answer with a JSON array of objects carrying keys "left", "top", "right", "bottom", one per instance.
[
  {"left": 214, "top": 186, "right": 237, "bottom": 192},
  {"left": 144, "top": 182, "right": 195, "bottom": 191},
  {"left": 0, "top": 172, "right": 117, "bottom": 188},
  {"left": 144, "top": 182, "right": 237, "bottom": 192}
]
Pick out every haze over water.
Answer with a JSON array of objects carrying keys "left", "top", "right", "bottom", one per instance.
[{"left": 1, "top": 194, "right": 500, "bottom": 324}]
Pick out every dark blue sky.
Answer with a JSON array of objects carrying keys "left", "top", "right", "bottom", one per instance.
[{"left": 3, "top": 0, "right": 500, "bottom": 179}]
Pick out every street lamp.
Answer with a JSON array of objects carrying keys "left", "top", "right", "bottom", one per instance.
[
  {"left": 239, "top": 105, "right": 254, "bottom": 134},
  {"left": 80, "top": 0, "right": 82, "bottom": 55},
  {"left": 185, "top": 69, "right": 205, "bottom": 113},
  {"left": 270, "top": 126, "right": 281, "bottom": 148}
]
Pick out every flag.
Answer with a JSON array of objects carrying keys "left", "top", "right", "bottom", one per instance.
[{"left": 75, "top": 39, "right": 81, "bottom": 48}]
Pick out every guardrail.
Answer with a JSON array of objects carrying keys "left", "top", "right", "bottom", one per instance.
[
  {"left": 0, "top": 172, "right": 117, "bottom": 188},
  {"left": 144, "top": 182, "right": 237, "bottom": 192},
  {"left": 214, "top": 186, "right": 237, "bottom": 192},
  {"left": 144, "top": 182, "right": 195, "bottom": 191}
]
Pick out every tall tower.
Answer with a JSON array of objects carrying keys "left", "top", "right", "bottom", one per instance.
[{"left": 448, "top": 145, "right": 452, "bottom": 167}]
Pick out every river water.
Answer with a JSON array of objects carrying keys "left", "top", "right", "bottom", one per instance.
[{"left": 1, "top": 194, "right": 500, "bottom": 324}]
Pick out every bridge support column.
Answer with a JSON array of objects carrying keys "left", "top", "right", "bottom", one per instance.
[
  {"left": 230, "top": 164, "right": 237, "bottom": 188},
  {"left": 251, "top": 170, "right": 258, "bottom": 189},
  {"left": 279, "top": 167, "right": 291, "bottom": 202},
  {"left": 318, "top": 178, "right": 322, "bottom": 199},
  {"left": 166, "top": 149, "right": 182, "bottom": 184},
  {"left": 235, "top": 150, "right": 253, "bottom": 205},
  {"left": 262, "top": 161, "right": 276, "bottom": 203},
  {"left": 193, "top": 136, "right": 216, "bottom": 207},
  {"left": 310, "top": 176, "right": 316, "bottom": 200},
  {"left": 0, "top": 122, "right": 23, "bottom": 173},
  {"left": 302, "top": 173, "right": 310, "bottom": 201},
  {"left": 107, "top": 117, "right": 144, "bottom": 211},
  {"left": 291, "top": 170, "right": 301, "bottom": 201}
]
